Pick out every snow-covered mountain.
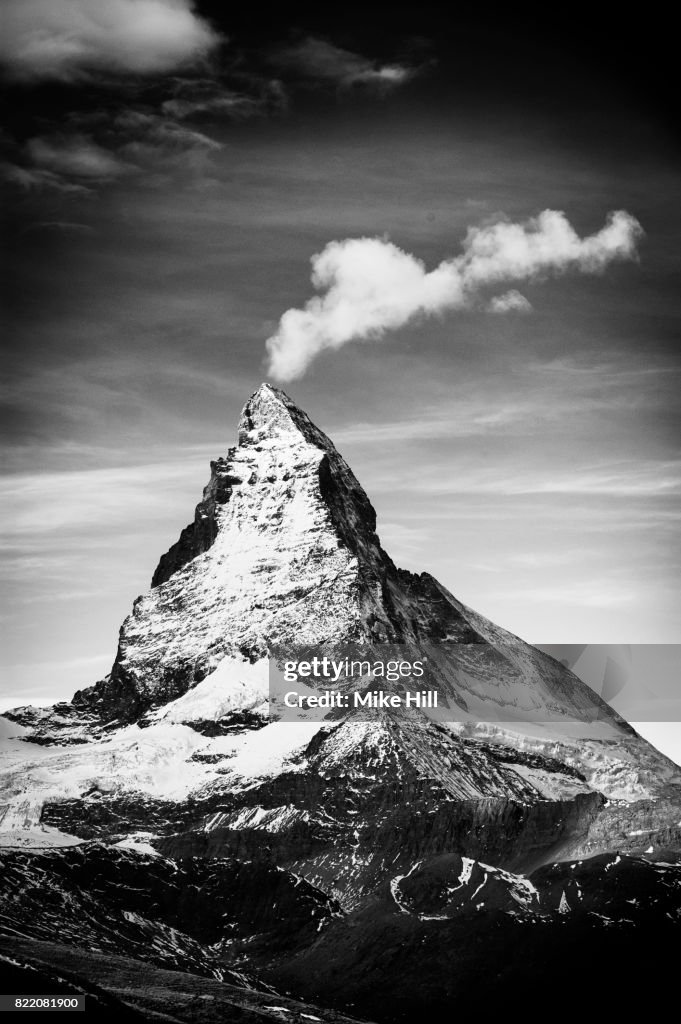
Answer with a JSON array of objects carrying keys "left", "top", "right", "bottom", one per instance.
[{"left": 1, "top": 383, "right": 680, "bottom": 1021}]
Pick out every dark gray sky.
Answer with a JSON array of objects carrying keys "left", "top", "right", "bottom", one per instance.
[{"left": 1, "top": 3, "right": 680, "bottom": 727}]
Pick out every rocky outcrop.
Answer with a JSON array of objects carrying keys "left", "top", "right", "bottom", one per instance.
[
  {"left": 151, "top": 459, "right": 241, "bottom": 589},
  {"left": 270, "top": 852, "right": 681, "bottom": 1021}
]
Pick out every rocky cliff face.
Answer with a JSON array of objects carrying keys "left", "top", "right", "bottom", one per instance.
[{"left": 1, "top": 383, "right": 680, "bottom": 1023}]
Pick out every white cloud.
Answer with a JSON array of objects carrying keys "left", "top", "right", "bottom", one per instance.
[
  {"left": 27, "top": 135, "right": 131, "bottom": 180},
  {"left": 114, "top": 110, "right": 222, "bottom": 176},
  {"left": 488, "top": 289, "right": 532, "bottom": 313},
  {"left": 0, "top": 0, "right": 220, "bottom": 82},
  {"left": 0, "top": 161, "right": 92, "bottom": 193},
  {"left": 162, "top": 94, "right": 255, "bottom": 119},
  {"left": 10, "top": 115, "right": 223, "bottom": 193},
  {"left": 265, "top": 210, "right": 643, "bottom": 381},
  {"left": 158, "top": 72, "right": 288, "bottom": 122},
  {"left": 270, "top": 36, "right": 415, "bottom": 93}
]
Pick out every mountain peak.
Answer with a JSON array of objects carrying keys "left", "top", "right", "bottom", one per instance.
[
  {"left": 238, "top": 383, "right": 335, "bottom": 453},
  {"left": 66, "top": 384, "right": 491, "bottom": 720},
  {"left": 238, "top": 382, "right": 296, "bottom": 442},
  {"left": 58, "top": 383, "right": 629, "bottom": 743},
  {"left": 244, "top": 381, "right": 288, "bottom": 412}
]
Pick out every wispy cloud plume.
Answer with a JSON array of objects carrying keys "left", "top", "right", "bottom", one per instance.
[
  {"left": 265, "top": 210, "right": 643, "bottom": 381},
  {"left": 160, "top": 76, "right": 286, "bottom": 120},
  {"left": 269, "top": 36, "right": 417, "bottom": 94},
  {"left": 0, "top": 0, "right": 220, "bottom": 82},
  {"left": 27, "top": 134, "right": 132, "bottom": 180},
  {"left": 0, "top": 161, "right": 92, "bottom": 194},
  {"left": 5, "top": 114, "right": 224, "bottom": 194},
  {"left": 0, "top": 460, "right": 201, "bottom": 538}
]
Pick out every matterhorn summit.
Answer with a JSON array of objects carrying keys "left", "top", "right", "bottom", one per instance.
[
  {"left": 1, "top": 384, "right": 680, "bottom": 1021},
  {"left": 55, "top": 383, "right": 476, "bottom": 723}
]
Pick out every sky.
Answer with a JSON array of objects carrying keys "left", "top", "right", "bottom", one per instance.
[{"left": 1, "top": 3, "right": 680, "bottom": 756}]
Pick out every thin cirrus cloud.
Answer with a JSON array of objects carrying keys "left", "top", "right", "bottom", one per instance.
[
  {"left": 376, "top": 459, "right": 681, "bottom": 499},
  {"left": 0, "top": 460, "right": 202, "bottom": 539},
  {"left": 0, "top": 0, "right": 221, "bottom": 82},
  {"left": 9, "top": 115, "right": 223, "bottom": 194},
  {"left": 0, "top": 162, "right": 92, "bottom": 194},
  {"left": 159, "top": 77, "right": 287, "bottom": 120},
  {"left": 21, "top": 221, "right": 95, "bottom": 235},
  {"left": 265, "top": 209, "right": 644, "bottom": 381},
  {"left": 269, "top": 36, "right": 416, "bottom": 93},
  {"left": 161, "top": 92, "right": 264, "bottom": 120},
  {"left": 27, "top": 135, "right": 132, "bottom": 180}
]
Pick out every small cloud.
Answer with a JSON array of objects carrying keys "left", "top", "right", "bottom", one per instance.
[
  {"left": 22, "top": 221, "right": 94, "bottom": 235},
  {"left": 0, "top": 160, "right": 92, "bottom": 194},
  {"left": 159, "top": 75, "right": 287, "bottom": 121},
  {"left": 265, "top": 210, "right": 643, "bottom": 381},
  {"left": 0, "top": 0, "right": 221, "bottom": 82},
  {"left": 27, "top": 134, "right": 132, "bottom": 180},
  {"left": 7, "top": 112, "right": 223, "bottom": 194},
  {"left": 161, "top": 93, "right": 260, "bottom": 120},
  {"left": 488, "top": 289, "right": 532, "bottom": 313},
  {"left": 161, "top": 74, "right": 289, "bottom": 120},
  {"left": 113, "top": 110, "right": 222, "bottom": 180},
  {"left": 270, "top": 35, "right": 417, "bottom": 94},
  {"left": 115, "top": 110, "right": 221, "bottom": 153}
]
